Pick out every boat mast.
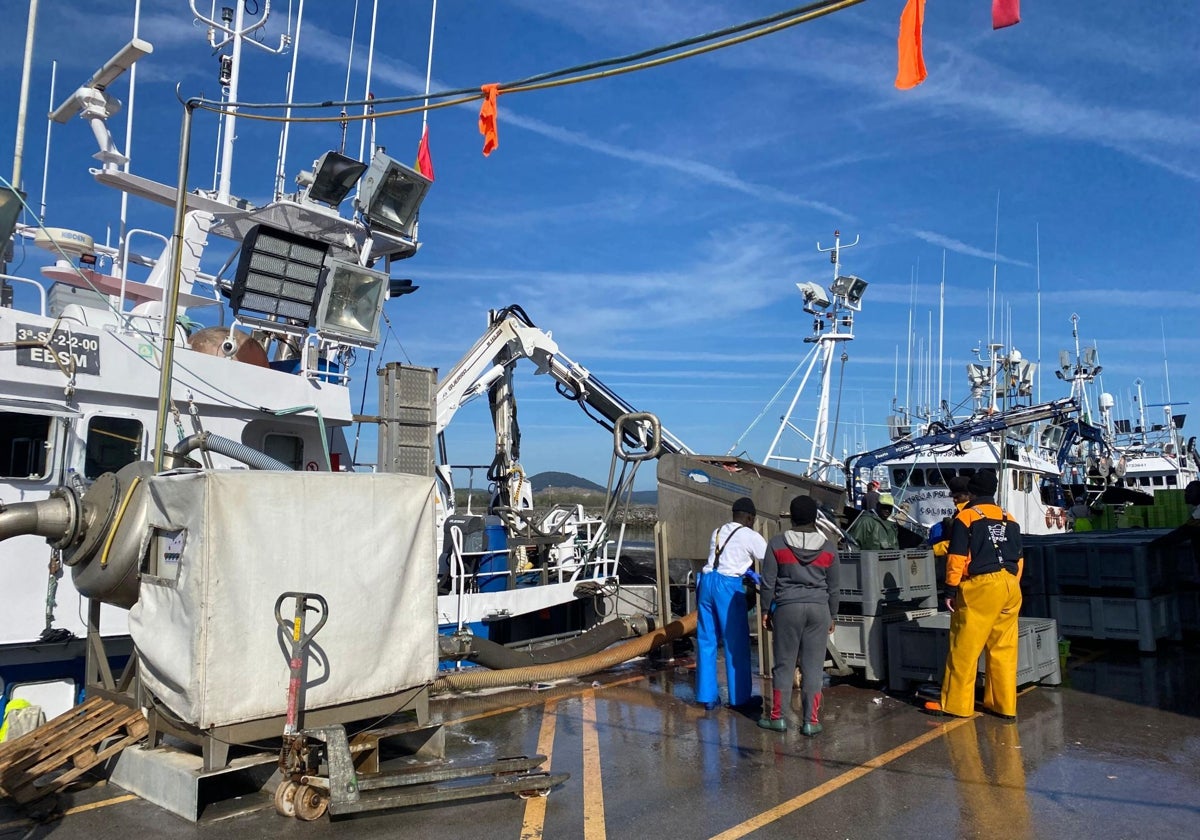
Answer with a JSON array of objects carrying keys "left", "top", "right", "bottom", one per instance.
[
  {"left": 764, "top": 231, "right": 865, "bottom": 484},
  {"left": 1, "top": 0, "right": 38, "bottom": 268},
  {"left": 191, "top": 0, "right": 290, "bottom": 203}
]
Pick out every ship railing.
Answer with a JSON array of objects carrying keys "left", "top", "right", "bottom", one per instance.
[{"left": 0, "top": 274, "right": 48, "bottom": 316}]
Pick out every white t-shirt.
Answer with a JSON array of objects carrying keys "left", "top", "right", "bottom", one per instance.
[{"left": 702, "top": 522, "right": 768, "bottom": 577}]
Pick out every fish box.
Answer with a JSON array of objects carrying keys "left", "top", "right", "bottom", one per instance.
[
  {"left": 885, "top": 614, "right": 1062, "bottom": 692},
  {"left": 1049, "top": 593, "right": 1180, "bottom": 653},
  {"left": 837, "top": 549, "right": 937, "bottom": 615},
  {"left": 832, "top": 607, "right": 937, "bottom": 682},
  {"left": 1046, "top": 538, "right": 1171, "bottom": 597}
]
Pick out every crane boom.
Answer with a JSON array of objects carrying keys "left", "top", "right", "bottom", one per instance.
[
  {"left": 845, "top": 397, "right": 1081, "bottom": 491},
  {"left": 434, "top": 305, "right": 691, "bottom": 469}
]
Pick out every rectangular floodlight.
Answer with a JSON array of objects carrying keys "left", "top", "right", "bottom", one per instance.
[{"left": 231, "top": 225, "right": 330, "bottom": 327}]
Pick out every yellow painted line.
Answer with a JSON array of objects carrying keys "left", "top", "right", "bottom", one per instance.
[
  {"left": 1067, "top": 648, "right": 1105, "bottom": 670},
  {"left": 63, "top": 794, "right": 139, "bottom": 815},
  {"left": 581, "top": 690, "right": 606, "bottom": 840},
  {"left": 0, "top": 793, "right": 138, "bottom": 831},
  {"left": 519, "top": 698, "right": 560, "bottom": 840},
  {"left": 709, "top": 715, "right": 977, "bottom": 840}
]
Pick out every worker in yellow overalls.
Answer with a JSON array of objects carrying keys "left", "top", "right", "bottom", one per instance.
[{"left": 925, "top": 469, "right": 1023, "bottom": 719}]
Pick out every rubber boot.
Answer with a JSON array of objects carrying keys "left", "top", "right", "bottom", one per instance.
[
  {"left": 801, "top": 691, "right": 823, "bottom": 736},
  {"left": 757, "top": 689, "right": 786, "bottom": 732}
]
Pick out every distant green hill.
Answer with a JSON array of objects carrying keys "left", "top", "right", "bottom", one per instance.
[
  {"left": 527, "top": 471, "right": 657, "bottom": 505},
  {"left": 528, "top": 471, "right": 605, "bottom": 493}
]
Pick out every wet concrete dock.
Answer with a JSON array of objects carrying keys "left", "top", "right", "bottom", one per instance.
[{"left": 2, "top": 639, "right": 1198, "bottom": 839}]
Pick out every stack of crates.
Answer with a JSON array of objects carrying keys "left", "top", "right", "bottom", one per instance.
[
  {"left": 885, "top": 613, "right": 1063, "bottom": 693},
  {"left": 1159, "top": 523, "right": 1200, "bottom": 634},
  {"left": 830, "top": 549, "right": 937, "bottom": 681},
  {"left": 1041, "top": 530, "right": 1183, "bottom": 652},
  {"left": 1018, "top": 537, "right": 1059, "bottom": 620}
]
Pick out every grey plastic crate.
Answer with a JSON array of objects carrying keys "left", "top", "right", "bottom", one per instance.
[
  {"left": 1047, "top": 539, "right": 1171, "bottom": 597},
  {"left": 1019, "top": 541, "right": 1049, "bottom": 599},
  {"left": 837, "top": 549, "right": 937, "bottom": 615},
  {"left": 831, "top": 607, "right": 937, "bottom": 682},
  {"left": 1177, "top": 588, "right": 1200, "bottom": 633},
  {"left": 885, "top": 614, "right": 1061, "bottom": 692},
  {"left": 1049, "top": 593, "right": 1181, "bottom": 652},
  {"left": 1069, "top": 657, "right": 1175, "bottom": 710}
]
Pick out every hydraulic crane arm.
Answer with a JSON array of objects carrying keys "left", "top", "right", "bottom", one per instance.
[
  {"left": 435, "top": 305, "right": 692, "bottom": 455},
  {"left": 845, "top": 397, "right": 1080, "bottom": 490}
]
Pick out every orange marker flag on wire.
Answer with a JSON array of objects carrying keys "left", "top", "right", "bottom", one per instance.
[
  {"left": 479, "top": 84, "right": 500, "bottom": 156},
  {"left": 895, "top": 0, "right": 927, "bottom": 90},
  {"left": 416, "top": 124, "right": 434, "bottom": 180}
]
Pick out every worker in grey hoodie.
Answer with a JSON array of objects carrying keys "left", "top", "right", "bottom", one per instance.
[{"left": 758, "top": 495, "right": 839, "bottom": 735}]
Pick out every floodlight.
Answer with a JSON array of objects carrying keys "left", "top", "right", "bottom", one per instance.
[
  {"left": 355, "top": 150, "right": 432, "bottom": 239},
  {"left": 1082, "top": 347, "right": 1098, "bottom": 368},
  {"left": 831, "top": 274, "right": 868, "bottom": 305},
  {"left": 230, "top": 225, "right": 330, "bottom": 327},
  {"left": 797, "top": 281, "right": 831, "bottom": 310},
  {"left": 314, "top": 259, "right": 389, "bottom": 345},
  {"left": 966, "top": 364, "right": 989, "bottom": 388},
  {"left": 302, "top": 151, "right": 368, "bottom": 208},
  {"left": 1058, "top": 350, "right": 1071, "bottom": 373}
]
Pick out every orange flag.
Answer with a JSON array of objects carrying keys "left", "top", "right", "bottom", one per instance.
[
  {"left": 417, "top": 124, "right": 434, "bottom": 180},
  {"left": 479, "top": 84, "right": 500, "bottom": 156},
  {"left": 895, "top": 0, "right": 927, "bottom": 90}
]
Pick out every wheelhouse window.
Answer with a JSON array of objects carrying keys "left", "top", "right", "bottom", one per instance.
[
  {"left": 85, "top": 416, "right": 143, "bottom": 478},
  {"left": 264, "top": 433, "right": 304, "bottom": 470},
  {"left": 0, "top": 412, "right": 52, "bottom": 479}
]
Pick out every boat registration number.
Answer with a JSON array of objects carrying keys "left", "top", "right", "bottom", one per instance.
[{"left": 15, "top": 323, "right": 102, "bottom": 376}]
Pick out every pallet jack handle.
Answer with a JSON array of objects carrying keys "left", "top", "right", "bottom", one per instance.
[{"left": 275, "top": 591, "right": 329, "bottom": 738}]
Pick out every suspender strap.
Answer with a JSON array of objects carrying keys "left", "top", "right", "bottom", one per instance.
[{"left": 714, "top": 525, "right": 746, "bottom": 572}]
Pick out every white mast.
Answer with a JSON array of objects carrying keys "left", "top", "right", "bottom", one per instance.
[
  {"left": 39, "top": 60, "right": 55, "bottom": 220},
  {"left": 763, "top": 231, "right": 865, "bottom": 483},
  {"left": 356, "top": 0, "right": 379, "bottom": 164},
  {"left": 274, "top": 0, "right": 306, "bottom": 201},
  {"left": 938, "top": 250, "right": 945, "bottom": 418},
  {"left": 191, "top": 0, "right": 291, "bottom": 203}
]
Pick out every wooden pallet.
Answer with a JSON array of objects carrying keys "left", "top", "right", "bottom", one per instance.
[{"left": 0, "top": 697, "right": 149, "bottom": 804}]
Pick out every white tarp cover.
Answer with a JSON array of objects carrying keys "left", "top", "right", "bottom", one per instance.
[{"left": 128, "top": 470, "right": 436, "bottom": 729}]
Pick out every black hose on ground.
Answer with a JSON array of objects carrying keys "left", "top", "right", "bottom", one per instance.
[
  {"left": 460, "top": 615, "right": 651, "bottom": 670},
  {"left": 432, "top": 612, "right": 697, "bottom": 694}
]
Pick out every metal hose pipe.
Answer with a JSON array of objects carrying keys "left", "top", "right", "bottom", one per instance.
[{"left": 0, "top": 488, "right": 76, "bottom": 544}]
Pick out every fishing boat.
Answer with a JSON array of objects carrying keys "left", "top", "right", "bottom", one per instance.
[{"left": 0, "top": 0, "right": 684, "bottom": 728}]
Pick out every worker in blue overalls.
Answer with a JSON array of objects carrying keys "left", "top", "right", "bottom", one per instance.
[{"left": 695, "top": 497, "right": 767, "bottom": 711}]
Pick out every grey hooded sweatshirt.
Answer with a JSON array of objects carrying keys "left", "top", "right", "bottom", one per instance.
[{"left": 760, "top": 528, "right": 840, "bottom": 617}]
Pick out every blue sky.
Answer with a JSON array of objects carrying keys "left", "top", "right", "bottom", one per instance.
[{"left": 2, "top": 1, "right": 1197, "bottom": 488}]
